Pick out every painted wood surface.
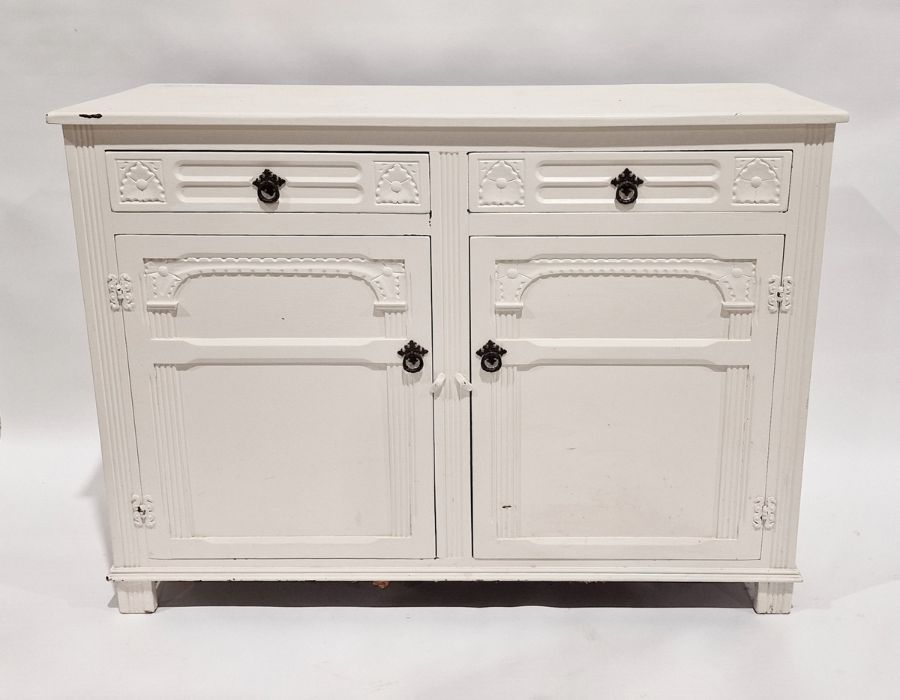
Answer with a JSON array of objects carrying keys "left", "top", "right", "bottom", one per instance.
[
  {"left": 107, "top": 151, "right": 429, "bottom": 213},
  {"left": 53, "top": 84, "right": 842, "bottom": 613},
  {"left": 47, "top": 83, "right": 848, "bottom": 127},
  {"left": 469, "top": 151, "right": 793, "bottom": 212},
  {"left": 116, "top": 234, "right": 435, "bottom": 559},
  {"left": 470, "top": 235, "right": 783, "bottom": 560}
]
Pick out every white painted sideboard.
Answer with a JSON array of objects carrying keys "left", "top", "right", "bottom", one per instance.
[{"left": 47, "top": 84, "right": 847, "bottom": 614}]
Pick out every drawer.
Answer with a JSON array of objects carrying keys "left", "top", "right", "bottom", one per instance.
[
  {"left": 469, "top": 151, "right": 792, "bottom": 213},
  {"left": 106, "top": 151, "right": 430, "bottom": 213}
]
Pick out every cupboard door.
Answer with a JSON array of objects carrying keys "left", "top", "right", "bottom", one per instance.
[
  {"left": 471, "top": 235, "right": 783, "bottom": 560},
  {"left": 117, "top": 235, "right": 434, "bottom": 559}
]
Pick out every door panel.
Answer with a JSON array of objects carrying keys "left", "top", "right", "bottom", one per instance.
[
  {"left": 518, "top": 364, "right": 724, "bottom": 539},
  {"left": 117, "top": 234, "right": 435, "bottom": 559},
  {"left": 471, "top": 235, "right": 783, "bottom": 560}
]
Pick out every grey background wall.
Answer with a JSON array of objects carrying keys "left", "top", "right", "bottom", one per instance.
[{"left": 1, "top": 2, "right": 898, "bottom": 697}]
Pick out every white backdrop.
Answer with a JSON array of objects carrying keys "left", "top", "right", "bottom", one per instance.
[{"left": 1, "top": 2, "right": 898, "bottom": 698}]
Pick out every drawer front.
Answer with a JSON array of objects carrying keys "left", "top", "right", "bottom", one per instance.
[
  {"left": 469, "top": 151, "right": 792, "bottom": 213},
  {"left": 107, "top": 151, "right": 430, "bottom": 213}
]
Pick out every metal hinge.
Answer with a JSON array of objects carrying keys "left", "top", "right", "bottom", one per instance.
[
  {"left": 131, "top": 494, "right": 156, "bottom": 528},
  {"left": 767, "top": 275, "right": 793, "bottom": 313},
  {"left": 107, "top": 273, "right": 134, "bottom": 311},
  {"left": 752, "top": 496, "right": 776, "bottom": 530}
]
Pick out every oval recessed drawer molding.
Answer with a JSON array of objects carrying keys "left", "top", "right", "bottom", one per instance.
[
  {"left": 469, "top": 151, "right": 792, "bottom": 213},
  {"left": 106, "top": 151, "right": 430, "bottom": 213}
]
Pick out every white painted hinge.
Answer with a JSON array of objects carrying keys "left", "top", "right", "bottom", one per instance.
[
  {"left": 131, "top": 494, "right": 156, "bottom": 528},
  {"left": 767, "top": 275, "right": 793, "bottom": 312},
  {"left": 107, "top": 273, "right": 134, "bottom": 311},
  {"left": 752, "top": 496, "right": 776, "bottom": 530}
]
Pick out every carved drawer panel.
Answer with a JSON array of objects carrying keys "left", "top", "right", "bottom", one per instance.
[
  {"left": 469, "top": 151, "right": 792, "bottom": 213},
  {"left": 106, "top": 151, "right": 430, "bottom": 213}
]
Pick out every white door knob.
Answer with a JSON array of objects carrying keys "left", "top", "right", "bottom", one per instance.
[
  {"left": 454, "top": 373, "right": 473, "bottom": 394},
  {"left": 430, "top": 372, "right": 447, "bottom": 395}
]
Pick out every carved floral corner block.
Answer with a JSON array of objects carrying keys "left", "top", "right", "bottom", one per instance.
[
  {"left": 375, "top": 162, "right": 420, "bottom": 205},
  {"left": 733, "top": 157, "right": 782, "bottom": 205},
  {"left": 478, "top": 159, "right": 525, "bottom": 207},
  {"left": 117, "top": 160, "right": 166, "bottom": 203}
]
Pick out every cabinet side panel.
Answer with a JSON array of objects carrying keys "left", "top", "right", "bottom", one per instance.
[
  {"left": 63, "top": 125, "right": 145, "bottom": 568},
  {"left": 764, "top": 124, "right": 835, "bottom": 569}
]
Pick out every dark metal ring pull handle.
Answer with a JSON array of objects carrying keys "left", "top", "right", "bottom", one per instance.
[
  {"left": 476, "top": 340, "right": 507, "bottom": 373},
  {"left": 610, "top": 168, "right": 644, "bottom": 205},
  {"left": 252, "top": 168, "right": 286, "bottom": 204},
  {"left": 398, "top": 340, "right": 428, "bottom": 374}
]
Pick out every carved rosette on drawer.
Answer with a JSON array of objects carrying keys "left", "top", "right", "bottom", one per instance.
[
  {"left": 117, "top": 160, "right": 165, "bottom": 203},
  {"left": 375, "top": 162, "right": 420, "bottom": 205},
  {"left": 141, "top": 257, "right": 408, "bottom": 318},
  {"left": 732, "top": 157, "right": 783, "bottom": 205},
  {"left": 477, "top": 159, "right": 526, "bottom": 207}
]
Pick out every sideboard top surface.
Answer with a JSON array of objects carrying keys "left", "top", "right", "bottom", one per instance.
[{"left": 47, "top": 83, "right": 848, "bottom": 128}]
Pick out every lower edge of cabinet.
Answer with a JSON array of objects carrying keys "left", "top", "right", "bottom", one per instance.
[{"left": 108, "top": 567, "right": 802, "bottom": 584}]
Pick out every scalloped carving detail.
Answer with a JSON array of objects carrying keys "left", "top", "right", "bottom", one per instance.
[
  {"left": 733, "top": 157, "right": 782, "bottom": 205},
  {"left": 375, "top": 162, "right": 420, "bottom": 205},
  {"left": 495, "top": 257, "right": 757, "bottom": 310},
  {"left": 143, "top": 256, "right": 407, "bottom": 310},
  {"left": 478, "top": 159, "right": 525, "bottom": 206},
  {"left": 117, "top": 160, "right": 165, "bottom": 203}
]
